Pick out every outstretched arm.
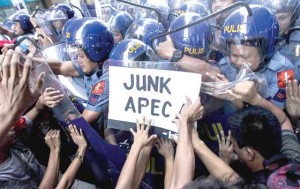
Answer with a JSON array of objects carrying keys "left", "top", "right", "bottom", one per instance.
[
  {"left": 38, "top": 130, "right": 61, "bottom": 189},
  {"left": 156, "top": 138, "right": 174, "bottom": 189},
  {"left": 116, "top": 118, "right": 157, "bottom": 189},
  {"left": 56, "top": 124, "right": 87, "bottom": 189},
  {"left": 170, "top": 96, "right": 203, "bottom": 189},
  {"left": 191, "top": 127, "right": 240, "bottom": 183},
  {"left": 227, "top": 81, "right": 293, "bottom": 131}
]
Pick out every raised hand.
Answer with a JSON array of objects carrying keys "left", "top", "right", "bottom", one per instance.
[
  {"left": 68, "top": 124, "right": 87, "bottom": 150},
  {"left": 179, "top": 96, "right": 203, "bottom": 123},
  {"left": 156, "top": 137, "right": 174, "bottom": 159},
  {"left": 0, "top": 49, "right": 44, "bottom": 119},
  {"left": 45, "top": 129, "right": 61, "bottom": 153},
  {"left": 39, "top": 87, "right": 64, "bottom": 108},
  {"left": 130, "top": 117, "right": 157, "bottom": 149},
  {"left": 217, "top": 130, "right": 238, "bottom": 164},
  {"left": 286, "top": 80, "right": 300, "bottom": 117}
]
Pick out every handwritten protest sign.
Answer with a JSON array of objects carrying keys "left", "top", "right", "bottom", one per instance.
[{"left": 108, "top": 65, "right": 202, "bottom": 138}]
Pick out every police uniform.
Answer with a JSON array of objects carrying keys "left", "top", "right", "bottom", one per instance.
[
  {"left": 276, "top": 31, "right": 300, "bottom": 64},
  {"left": 219, "top": 52, "right": 295, "bottom": 109},
  {"left": 295, "top": 59, "right": 300, "bottom": 81},
  {"left": 72, "top": 61, "right": 109, "bottom": 133}
]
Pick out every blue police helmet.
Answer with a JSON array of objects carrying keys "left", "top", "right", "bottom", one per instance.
[
  {"left": 53, "top": 3, "right": 75, "bottom": 19},
  {"left": 62, "top": 17, "right": 78, "bottom": 40},
  {"left": 143, "top": 0, "right": 170, "bottom": 30},
  {"left": 65, "top": 17, "right": 114, "bottom": 62},
  {"left": 13, "top": 14, "right": 33, "bottom": 33},
  {"left": 263, "top": 0, "right": 300, "bottom": 28},
  {"left": 220, "top": 5, "right": 279, "bottom": 61},
  {"left": 178, "top": 1, "right": 209, "bottom": 17},
  {"left": 125, "top": 18, "right": 166, "bottom": 50},
  {"left": 109, "top": 11, "right": 134, "bottom": 38},
  {"left": 170, "top": 13, "right": 213, "bottom": 59},
  {"left": 109, "top": 39, "right": 158, "bottom": 61}
]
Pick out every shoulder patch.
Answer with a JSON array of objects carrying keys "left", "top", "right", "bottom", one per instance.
[
  {"left": 92, "top": 81, "right": 105, "bottom": 95},
  {"left": 277, "top": 69, "right": 294, "bottom": 88},
  {"left": 272, "top": 89, "right": 286, "bottom": 103},
  {"left": 88, "top": 94, "right": 100, "bottom": 106}
]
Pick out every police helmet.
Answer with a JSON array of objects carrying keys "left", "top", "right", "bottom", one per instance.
[
  {"left": 170, "top": 13, "right": 213, "bottom": 59},
  {"left": 52, "top": 3, "right": 75, "bottom": 19},
  {"left": 125, "top": 18, "right": 166, "bottom": 50},
  {"left": 109, "top": 11, "right": 134, "bottom": 38},
  {"left": 13, "top": 14, "right": 33, "bottom": 33},
  {"left": 220, "top": 5, "right": 279, "bottom": 61},
  {"left": 109, "top": 39, "right": 158, "bottom": 61},
  {"left": 178, "top": 1, "right": 209, "bottom": 17},
  {"left": 65, "top": 17, "right": 114, "bottom": 62}
]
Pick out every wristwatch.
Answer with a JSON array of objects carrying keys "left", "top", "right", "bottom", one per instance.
[{"left": 170, "top": 50, "right": 184, "bottom": 62}]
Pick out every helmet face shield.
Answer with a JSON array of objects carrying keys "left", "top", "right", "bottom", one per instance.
[
  {"left": 263, "top": 0, "right": 300, "bottom": 35},
  {"left": 220, "top": 5, "right": 279, "bottom": 71}
]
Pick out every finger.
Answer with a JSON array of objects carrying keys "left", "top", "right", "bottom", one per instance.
[
  {"left": 68, "top": 125, "right": 74, "bottom": 134},
  {"left": 45, "top": 95, "right": 64, "bottom": 102},
  {"left": 10, "top": 48, "right": 21, "bottom": 82},
  {"left": 46, "top": 90, "right": 63, "bottom": 96},
  {"left": 171, "top": 134, "right": 178, "bottom": 143},
  {"left": 292, "top": 80, "right": 298, "bottom": 98},
  {"left": 216, "top": 134, "right": 221, "bottom": 147},
  {"left": 21, "top": 53, "right": 33, "bottom": 86},
  {"left": 226, "top": 90, "right": 242, "bottom": 101},
  {"left": 2, "top": 49, "right": 13, "bottom": 83},
  {"left": 141, "top": 116, "right": 146, "bottom": 131},
  {"left": 73, "top": 125, "right": 79, "bottom": 135},
  {"left": 220, "top": 131, "right": 226, "bottom": 145},
  {"left": 147, "top": 134, "right": 157, "bottom": 144},
  {"left": 136, "top": 118, "right": 140, "bottom": 131},
  {"left": 286, "top": 80, "right": 292, "bottom": 99},
  {"left": 186, "top": 96, "right": 192, "bottom": 105},
  {"left": 145, "top": 118, "right": 152, "bottom": 132},
  {"left": 79, "top": 129, "right": 84, "bottom": 137},
  {"left": 205, "top": 72, "right": 220, "bottom": 82},
  {"left": 216, "top": 73, "right": 227, "bottom": 81},
  {"left": 33, "top": 72, "right": 45, "bottom": 97},
  {"left": 226, "top": 131, "right": 231, "bottom": 146},
  {"left": 129, "top": 128, "right": 135, "bottom": 136}
]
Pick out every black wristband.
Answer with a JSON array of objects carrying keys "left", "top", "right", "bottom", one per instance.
[{"left": 34, "top": 25, "right": 40, "bottom": 30}]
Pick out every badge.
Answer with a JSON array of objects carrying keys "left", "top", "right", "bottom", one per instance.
[
  {"left": 277, "top": 69, "right": 294, "bottom": 88},
  {"left": 272, "top": 89, "right": 286, "bottom": 103},
  {"left": 92, "top": 81, "right": 105, "bottom": 95},
  {"left": 88, "top": 94, "right": 100, "bottom": 106}
]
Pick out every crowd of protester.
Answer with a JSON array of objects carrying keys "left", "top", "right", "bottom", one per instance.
[{"left": 0, "top": 0, "right": 300, "bottom": 188}]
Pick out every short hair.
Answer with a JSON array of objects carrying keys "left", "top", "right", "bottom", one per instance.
[{"left": 228, "top": 106, "right": 282, "bottom": 160}]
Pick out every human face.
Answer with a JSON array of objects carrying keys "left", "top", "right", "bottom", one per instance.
[
  {"left": 77, "top": 48, "right": 97, "bottom": 74},
  {"left": 0, "top": 129, "right": 16, "bottom": 149},
  {"left": 113, "top": 30, "right": 123, "bottom": 44},
  {"left": 52, "top": 20, "right": 64, "bottom": 30},
  {"left": 229, "top": 44, "right": 262, "bottom": 71},
  {"left": 212, "top": 0, "right": 234, "bottom": 13},
  {"left": 275, "top": 12, "right": 292, "bottom": 35},
  {"left": 13, "top": 22, "right": 24, "bottom": 36},
  {"left": 231, "top": 137, "right": 247, "bottom": 164}
]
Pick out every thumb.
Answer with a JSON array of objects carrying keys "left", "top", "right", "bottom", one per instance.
[{"left": 33, "top": 72, "right": 45, "bottom": 97}]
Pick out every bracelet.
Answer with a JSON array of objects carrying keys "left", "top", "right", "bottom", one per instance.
[
  {"left": 34, "top": 25, "right": 40, "bottom": 30},
  {"left": 72, "top": 154, "right": 84, "bottom": 163}
]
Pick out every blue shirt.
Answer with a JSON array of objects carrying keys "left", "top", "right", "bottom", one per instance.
[
  {"left": 276, "top": 31, "right": 300, "bottom": 64},
  {"left": 72, "top": 61, "right": 109, "bottom": 130},
  {"left": 219, "top": 52, "right": 295, "bottom": 109}
]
